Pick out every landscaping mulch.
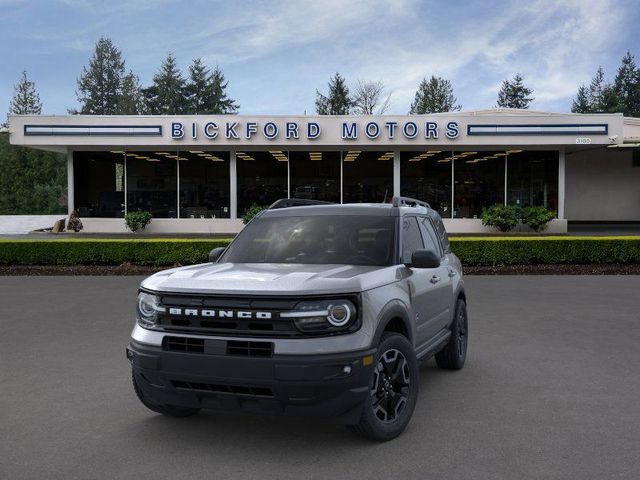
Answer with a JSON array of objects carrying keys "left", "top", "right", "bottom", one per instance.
[{"left": 0, "top": 263, "right": 639, "bottom": 276}]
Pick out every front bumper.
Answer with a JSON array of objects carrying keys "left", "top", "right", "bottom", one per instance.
[{"left": 128, "top": 340, "right": 376, "bottom": 423}]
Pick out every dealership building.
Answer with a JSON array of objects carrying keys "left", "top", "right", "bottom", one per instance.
[{"left": 8, "top": 109, "right": 640, "bottom": 233}]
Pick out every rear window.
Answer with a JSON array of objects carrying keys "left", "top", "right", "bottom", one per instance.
[{"left": 221, "top": 215, "right": 397, "bottom": 266}]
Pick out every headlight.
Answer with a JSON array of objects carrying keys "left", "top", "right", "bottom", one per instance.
[
  {"left": 136, "top": 292, "right": 165, "bottom": 328},
  {"left": 282, "top": 299, "right": 358, "bottom": 334}
]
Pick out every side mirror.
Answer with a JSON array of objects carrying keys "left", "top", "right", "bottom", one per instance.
[
  {"left": 209, "top": 247, "right": 226, "bottom": 263},
  {"left": 406, "top": 249, "right": 440, "bottom": 269}
]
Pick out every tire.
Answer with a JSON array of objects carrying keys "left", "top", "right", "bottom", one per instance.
[
  {"left": 132, "top": 370, "right": 200, "bottom": 418},
  {"left": 351, "top": 333, "right": 419, "bottom": 441},
  {"left": 435, "top": 298, "right": 468, "bottom": 370}
]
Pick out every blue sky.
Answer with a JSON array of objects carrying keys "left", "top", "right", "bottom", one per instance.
[{"left": 1, "top": 0, "right": 639, "bottom": 117}]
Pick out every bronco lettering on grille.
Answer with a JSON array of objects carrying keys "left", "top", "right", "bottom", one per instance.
[{"left": 167, "top": 308, "right": 273, "bottom": 319}]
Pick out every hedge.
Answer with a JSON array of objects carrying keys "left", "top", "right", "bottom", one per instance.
[
  {"left": 0, "top": 239, "right": 232, "bottom": 266},
  {"left": 1, "top": 237, "right": 639, "bottom": 266}
]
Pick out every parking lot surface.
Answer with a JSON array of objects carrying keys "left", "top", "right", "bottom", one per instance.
[{"left": 1, "top": 275, "right": 639, "bottom": 480}]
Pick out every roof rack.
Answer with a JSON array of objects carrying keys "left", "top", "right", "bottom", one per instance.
[
  {"left": 391, "top": 196, "right": 431, "bottom": 209},
  {"left": 268, "top": 198, "right": 335, "bottom": 209}
]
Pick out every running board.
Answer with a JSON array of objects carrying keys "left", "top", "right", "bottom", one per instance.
[{"left": 415, "top": 329, "right": 451, "bottom": 360}]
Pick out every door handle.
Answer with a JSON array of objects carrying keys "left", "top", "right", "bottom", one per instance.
[
  {"left": 430, "top": 275, "right": 441, "bottom": 284},
  {"left": 448, "top": 269, "right": 457, "bottom": 278}
]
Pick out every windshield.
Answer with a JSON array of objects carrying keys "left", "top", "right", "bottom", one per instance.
[{"left": 221, "top": 215, "right": 396, "bottom": 266}]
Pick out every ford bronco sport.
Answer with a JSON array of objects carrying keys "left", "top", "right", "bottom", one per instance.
[{"left": 127, "top": 197, "right": 468, "bottom": 441}]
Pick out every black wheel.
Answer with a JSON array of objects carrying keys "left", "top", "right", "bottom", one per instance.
[
  {"left": 132, "top": 370, "right": 200, "bottom": 418},
  {"left": 351, "top": 333, "right": 419, "bottom": 441},
  {"left": 435, "top": 298, "right": 468, "bottom": 370}
]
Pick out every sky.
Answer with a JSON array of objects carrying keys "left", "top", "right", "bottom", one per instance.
[{"left": 1, "top": 0, "right": 639, "bottom": 117}]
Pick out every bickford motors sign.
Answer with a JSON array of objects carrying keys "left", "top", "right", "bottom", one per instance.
[{"left": 170, "top": 119, "right": 461, "bottom": 141}]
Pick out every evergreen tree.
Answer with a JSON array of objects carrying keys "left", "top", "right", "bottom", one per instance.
[
  {"left": 571, "top": 85, "right": 591, "bottom": 113},
  {"left": 185, "top": 59, "right": 239, "bottom": 114},
  {"left": 409, "top": 76, "right": 461, "bottom": 114},
  {"left": 613, "top": 51, "right": 640, "bottom": 117},
  {"left": 496, "top": 73, "right": 534, "bottom": 109},
  {"left": 116, "top": 71, "right": 144, "bottom": 115},
  {"left": 8, "top": 70, "right": 42, "bottom": 116},
  {"left": 143, "top": 53, "right": 187, "bottom": 115},
  {"left": 588, "top": 66, "right": 607, "bottom": 111},
  {"left": 75, "top": 37, "right": 125, "bottom": 114},
  {"left": 315, "top": 73, "right": 352, "bottom": 115}
]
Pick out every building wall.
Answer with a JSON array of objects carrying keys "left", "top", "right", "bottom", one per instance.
[{"left": 566, "top": 149, "right": 640, "bottom": 221}]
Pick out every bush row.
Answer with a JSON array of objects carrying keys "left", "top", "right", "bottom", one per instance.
[{"left": 1, "top": 237, "right": 639, "bottom": 266}]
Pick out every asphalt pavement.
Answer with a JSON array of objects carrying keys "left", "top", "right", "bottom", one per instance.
[{"left": 0, "top": 275, "right": 638, "bottom": 480}]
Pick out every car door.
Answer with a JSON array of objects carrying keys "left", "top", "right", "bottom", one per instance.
[
  {"left": 401, "top": 216, "right": 449, "bottom": 347},
  {"left": 418, "top": 216, "right": 453, "bottom": 332}
]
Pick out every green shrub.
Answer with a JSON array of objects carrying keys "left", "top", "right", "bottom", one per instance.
[
  {"left": 481, "top": 204, "right": 521, "bottom": 232},
  {"left": 521, "top": 206, "right": 556, "bottom": 232},
  {"left": 449, "top": 237, "right": 640, "bottom": 266},
  {"left": 125, "top": 210, "right": 152, "bottom": 232},
  {"left": 242, "top": 204, "right": 268, "bottom": 224},
  {"left": 0, "top": 239, "right": 233, "bottom": 266}
]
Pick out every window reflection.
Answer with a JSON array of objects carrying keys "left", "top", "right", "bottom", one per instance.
[
  {"left": 126, "top": 152, "right": 177, "bottom": 218},
  {"left": 178, "top": 151, "right": 230, "bottom": 218},
  {"left": 507, "top": 150, "right": 558, "bottom": 212},
  {"left": 73, "top": 151, "right": 125, "bottom": 218},
  {"left": 453, "top": 151, "right": 505, "bottom": 218},
  {"left": 343, "top": 151, "right": 393, "bottom": 203},
  {"left": 290, "top": 151, "right": 340, "bottom": 203},
  {"left": 237, "top": 151, "right": 288, "bottom": 216},
  {"left": 400, "top": 151, "right": 452, "bottom": 217}
]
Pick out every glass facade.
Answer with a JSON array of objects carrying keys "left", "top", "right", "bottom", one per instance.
[
  {"left": 236, "top": 150, "right": 288, "bottom": 216},
  {"left": 73, "top": 151, "right": 125, "bottom": 217},
  {"left": 126, "top": 152, "right": 177, "bottom": 218},
  {"left": 401, "top": 150, "right": 452, "bottom": 217},
  {"left": 343, "top": 151, "right": 394, "bottom": 203},
  {"left": 290, "top": 151, "right": 340, "bottom": 203},
  {"left": 72, "top": 149, "right": 560, "bottom": 220},
  {"left": 178, "top": 151, "right": 230, "bottom": 218}
]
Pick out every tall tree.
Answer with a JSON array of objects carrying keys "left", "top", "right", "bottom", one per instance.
[
  {"left": 613, "top": 51, "right": 640, "bottom": 117},
  {"left": 587, "top": 66, "right": 607, "bottom": 111},
  {"left": 8, "top": 70, "right": 42, "bottom": 116},
  {"left": 75, "top": 37, "right": 125, "bottom": 114},
  {"left": 315, "top": 73, "right": 352, "bottom": 115},
  {"left": 496, "top": 73, "right": 534, "bottom": 109},
  {"left": 571, "top": 85, "right": 591, "bottom": 113},
  {"left": 143, "top": 53, "right": 187, "bottom": 115},
  {"left": 116, "top": 71, "right": 144, "bottom": 115},
  {"left": 409, "top": 76, "right": 461, "bottom": 114},
  {"left": 185, "top": 59, "right": 239, "bottom": 114},
  {"left": 352, "top": 80, "right": 391, "bottom": 115}
]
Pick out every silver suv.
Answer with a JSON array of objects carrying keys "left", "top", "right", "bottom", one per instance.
[{"left": 127, "top": 197, "right": 468, "bottom": 441}]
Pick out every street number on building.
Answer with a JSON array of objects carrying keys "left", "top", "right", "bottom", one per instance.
[{"left": 575, "top": 137, "right": 592, "bottom": 144}]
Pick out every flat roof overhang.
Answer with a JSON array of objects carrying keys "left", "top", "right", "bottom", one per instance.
[{"left": 7, "top": 111, "right": 627, "bottom": 153}]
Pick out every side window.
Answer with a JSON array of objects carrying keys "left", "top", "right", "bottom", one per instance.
[
  {"left": 419, "top": 217, "right": 443, "bottom": 257},
  {"left": 432, "top": 216, "right": 451, "bottom": 253},
  {"left": 402, "top": 217, "right": 424, "bottom": 263}
]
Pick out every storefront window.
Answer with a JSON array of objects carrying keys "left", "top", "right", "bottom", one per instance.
[
  {"left": 178, "top": 151, "right": 230, "bottom": 218},
  {"left": 73, "top": 151, "right": 125, "bottom": 218},
  {"left": 343, "top": 151, "right": 394, "bottom": 203},
  {"left": 289, "top": 151, "right": 340, "bottom": 203},
  {"left": 126, "top": 152, "right": 177, "bottom": 218},
  {"left": 400, "top": 151, "right": 452, "bottom": 217},
  {"left": 453, "top": 151, "right": 505, "bottom": 218},
  {"left": 507, "top": 150, "right": 558, "bottom": 212},
  {"left": 237, "top": 150, "right": 288, "bottom": 216}
]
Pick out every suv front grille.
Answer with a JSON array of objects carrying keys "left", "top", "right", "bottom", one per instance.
[{"left": 162, "top": 336, "right": 274, "bottom": 357}]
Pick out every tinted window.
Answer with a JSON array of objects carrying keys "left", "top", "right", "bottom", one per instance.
[
  {"left": 401, "top": 217, "right": 424, "bottom": 263},
  {"left": 221, "top": 215, "right": 396, "bottom": 266},
  {"left": 419, "top": 217, "right": 442, "bottom": 257},
  {"left": 432, "top": 215, "right": 451, "bottom": 253}
]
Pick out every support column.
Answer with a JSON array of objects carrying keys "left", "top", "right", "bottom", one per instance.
[
  {"left": 230, "top": 150, "right": 237, "bottom": 219},
  {"left": 393, "top": 150, "right": 400, "bottom": 198},
  {"left": 66, "top": 148, "right": 74, "bottom": 216},
  {"left": 504, "top": 154, "right": 508, "bottom": 206},
  {"left": 558, "top": 148, "right": 566, "bottom": 220}
]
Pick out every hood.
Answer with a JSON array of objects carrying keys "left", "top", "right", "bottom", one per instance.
[{"left": 141, "top": 262, "right": 400, "bottom": 295}]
